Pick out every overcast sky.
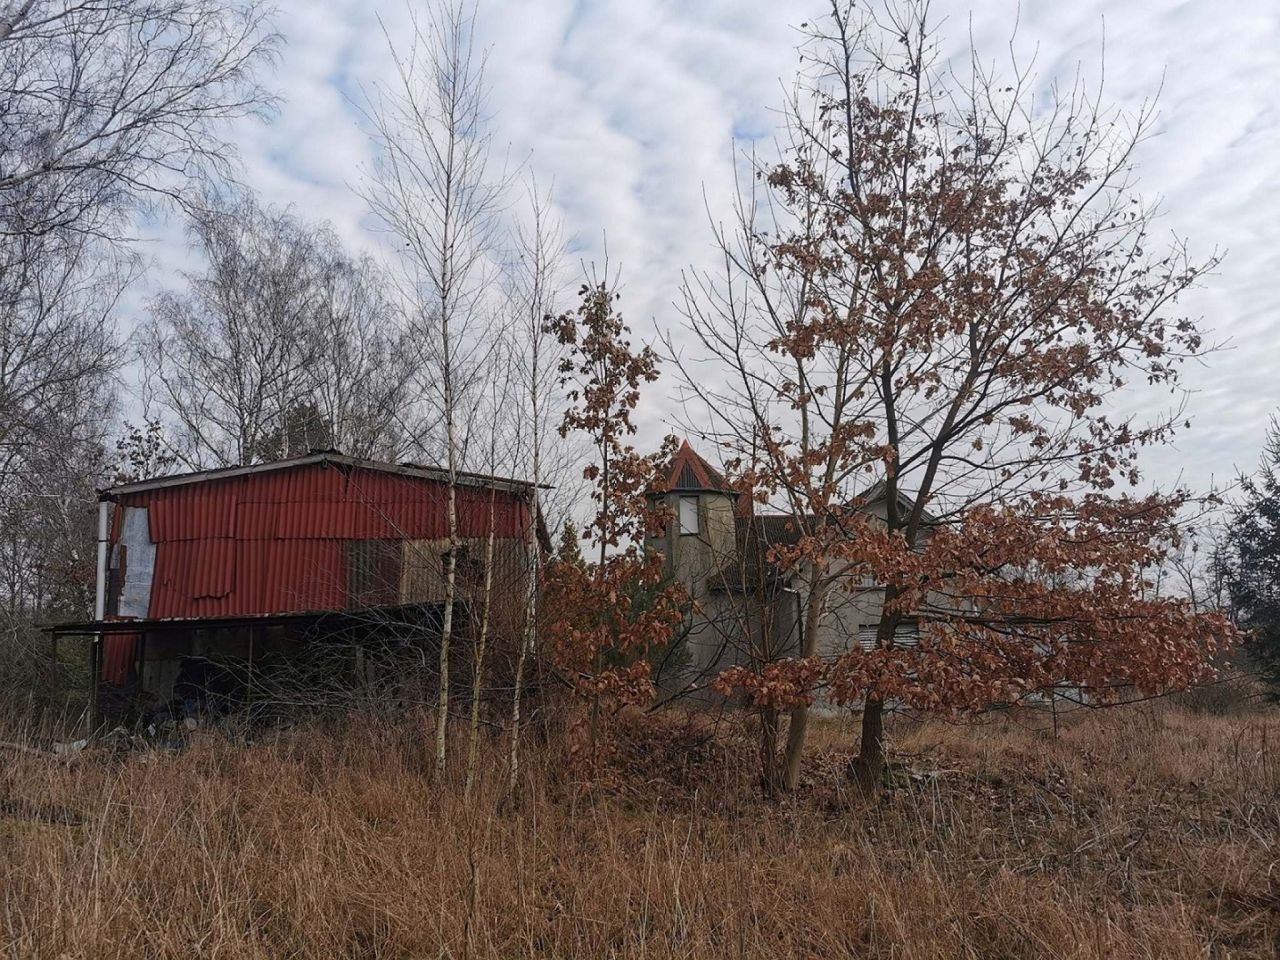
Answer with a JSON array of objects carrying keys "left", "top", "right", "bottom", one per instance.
[{"left": 130, "top": 0, "right": 1280, "bottom": 495}]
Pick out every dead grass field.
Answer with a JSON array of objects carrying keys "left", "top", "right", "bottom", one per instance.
[{"left": 1, "top": 701, "right": 1277, "bottom": 959}]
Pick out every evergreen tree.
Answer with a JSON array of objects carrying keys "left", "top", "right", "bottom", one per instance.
[
  {"left": 1228, "top": 418, "right": 1280, "bottom": 696},
  {"left": 554, "top": 520, "right": 585, "bottom": 568}
]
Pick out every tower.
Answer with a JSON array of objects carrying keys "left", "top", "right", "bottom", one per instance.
[{"left": 647, "top": 440, "right": 742, "bottom": 595}]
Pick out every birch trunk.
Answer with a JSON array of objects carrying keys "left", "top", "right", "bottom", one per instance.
[
  {"left": 464, "top": 485, "right": 499, "bottom": 798},
  {"left": 357, "top": 2, "right": 503, "bottom": 780},
  {"left": 509, "top": 486, "right": 540, "bottom": 800},
  {"left": 436, "top": 475, "right": 457, "bottom": 775}
]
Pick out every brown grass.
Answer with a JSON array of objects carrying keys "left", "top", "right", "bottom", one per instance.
[{"left": 1, "top": 702, "right": 1278, "bottom": 959}]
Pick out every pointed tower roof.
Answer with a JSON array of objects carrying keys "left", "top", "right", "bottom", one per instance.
[{"left": 660, "top": 439, "right": 733, "bottom": 493}]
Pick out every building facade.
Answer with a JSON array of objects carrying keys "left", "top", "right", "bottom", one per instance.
[
  {"left": 52, "top": 451, "right": 544, "bottom": 723},
  {"left": 646, "top": 441, "right": 920, "bottom": 705}
]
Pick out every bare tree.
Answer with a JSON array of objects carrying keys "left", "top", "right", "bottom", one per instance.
[
  {"left": 1151, "top": 519, "right": 1234, "bottom": 616},
  {"left": 0, "top": 0, "right": 278, "bottom": 243},
  {"left": 503, "top": 182, "right": 564, "bottom": 799},
  {"left": 463, "top": 340, "right": 516, "bottom": 798},
  {"left": 0, "top": 0, "right": 277, "bottom": 709},
  {"left": 0, "top": 234, "right": 123, "bottom": 477},
  {"left": 0, "top": 0, "right": 277, "bottom": 470},
  {"left": 141, "top": 193, "right": 416, "bottom": 468},
  {"left": 0, "top": 376, "right": 113, "bottom": 710},
  {"left": 0, "top": 212, "right": 127, "bottom": 717},
  {"left": 308, "top": 248, "right": 424, "bottom": 460},
  {"left": 361, "top": 0, "right": 509, "bottom": 776}
]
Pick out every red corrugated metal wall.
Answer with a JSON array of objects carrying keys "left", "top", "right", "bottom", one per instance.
[
  {"left": 101, "top": 631, "right": 138, "bottom": 686},
  {"left": 109, "top": 462, "right": 531, "bottom": 619}
]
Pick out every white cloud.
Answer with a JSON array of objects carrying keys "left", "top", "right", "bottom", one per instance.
[{"left": 127, "top": 0, "right": 1280, "bottom": 494}]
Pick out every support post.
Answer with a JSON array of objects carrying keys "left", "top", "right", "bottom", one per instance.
[
  {"left": 94, "top": 500, "right": 109, "bottom": 620},
  {"left": 246, "top": 624, "right": 257, "bottom": 715},
  {"left": 90, "top": 633, "right": 102, "bottom": 733}
]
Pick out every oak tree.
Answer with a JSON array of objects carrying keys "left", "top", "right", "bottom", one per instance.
[
  {"left": 674, "top": 0, "right": 1235, "bottom": 791},
  {"left": 542, "top": 281, "right": 684, "bottom": 742}
]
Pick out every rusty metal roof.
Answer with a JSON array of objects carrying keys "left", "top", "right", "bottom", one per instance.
[{"left": 102, "top": 450, "right": 548, "bottom": 500}]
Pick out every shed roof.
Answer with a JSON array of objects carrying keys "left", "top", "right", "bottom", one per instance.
[{"left": 103, "top": 450, "right": 547, "bottom": 500}]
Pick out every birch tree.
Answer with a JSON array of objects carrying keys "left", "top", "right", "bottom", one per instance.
[
  {"left": 141, "top": 194, "right": 415, "bottom": 468},
  {"left": 504, "top": 183, "right": 564, "bottom": 799},
  {"left": 362, "top": 0, "right": 507, "bottom": 776},
  {"left": 463, "top": 337, "right": 517, "bottom": 799}
]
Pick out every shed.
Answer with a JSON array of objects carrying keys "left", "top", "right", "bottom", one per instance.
[{"left": 50, "top": 451, "right": 547, "bottom": 725}]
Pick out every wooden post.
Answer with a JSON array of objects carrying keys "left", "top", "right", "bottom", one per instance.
[
  {"left": 135, "top": 631, "right": 145, "bottom": 705},
  {"left": 247, "top": 625, "right": 256, "bottom": 712}
]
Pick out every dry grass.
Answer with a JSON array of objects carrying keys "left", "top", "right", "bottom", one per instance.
[{"left": 1, "top": 701, "right": 1278, "bottom": 959}]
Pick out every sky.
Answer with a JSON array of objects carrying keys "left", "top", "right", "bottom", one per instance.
[{"left": 128, "top": 0, "right": 1280, "bottom": 496}]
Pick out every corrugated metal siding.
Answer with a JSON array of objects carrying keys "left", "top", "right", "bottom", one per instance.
[
  {"left": 110, "top": 462, "right": 531, "bottom": 619},
  {"left": 102, "top": 631, "right": 138, "bottom": 685}
]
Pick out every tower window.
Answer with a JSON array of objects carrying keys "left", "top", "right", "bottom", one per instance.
[{"left": 679, "top": 496, "right": 699, "bottom": 535}]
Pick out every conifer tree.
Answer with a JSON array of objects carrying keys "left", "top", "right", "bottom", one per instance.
[{"left": 1228, "top": 419, "right": 1280, "bottom": 696}]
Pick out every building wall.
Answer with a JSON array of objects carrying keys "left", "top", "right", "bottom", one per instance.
[
  {"left": 648, "top": 489, "right": 738, "bottom": 595},
  {"left": 105, "top": 462, "right": 535, "bottom": 621},
  {"left": 647, "top": 489, "right": 750, "bottom": 696},
  {"left": 650, "top": 489, "right": 909, "bottom": 707}
]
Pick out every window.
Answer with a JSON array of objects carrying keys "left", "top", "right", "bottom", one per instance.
[
  {"left": 858, "top": 623, "right": 920, "bottom": 652},
  {"left": 678, "top": 496, "right": 700, "bottom": 536},
  {"left": 348, "top": 539, "right": 403, "bottom": 608},
  {"left": 894, "top": 624, "right": 920, "bottom": 648}
]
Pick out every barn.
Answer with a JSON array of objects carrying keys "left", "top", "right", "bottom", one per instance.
[{"left": 49, "top": 451, "right": 546, "bottom": 726}]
